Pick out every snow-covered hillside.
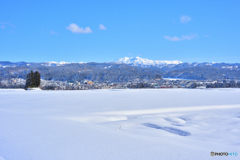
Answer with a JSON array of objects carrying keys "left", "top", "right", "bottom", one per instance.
[
  {"left": 115, "top": 57, "right": 182, "bottom": 67},
  {"left": 1, "top": 58, "right": 239, "bottom": 71},
  {"left": 0, "top": 89, "right": 239, "bottom": 160},
  {"left": 1, "top": 58, "right": 240, "bottom": 80},
  {"left": 0, "top": 61, "right": 85, "bottom": 68}
]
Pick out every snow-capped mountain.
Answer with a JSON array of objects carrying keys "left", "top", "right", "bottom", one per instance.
[
  {"left": 0, "top": 57, "right": 183, "bottom": 68},
  {"left": 1, "top": 57, "right": 239, "bottom": 72},
  {"left": 1, "top": 58, "right": 240, "bottom": 80},
  {"left": 41, "top": 61, "right": 85, "bottom": 67},
  {"left": 0, "top": 61, "right": 85, "bottom": 68},
  {"left": 115, "top": 57, "right": 182, "bottom": 68}
]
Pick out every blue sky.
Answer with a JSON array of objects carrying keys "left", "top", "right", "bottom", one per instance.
[{"left": 0, "top": 0, "right": 240, "bottom": 63}]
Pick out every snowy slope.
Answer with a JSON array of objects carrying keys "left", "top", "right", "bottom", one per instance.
[
  {"left": 0, "top": 61, "right": 85, "bottom": 68},
  {"left": 115, "top": 57, "right": 182, "bottom": 67},
  {"left": 41, "top": 61, "right": 85, "bottom": 67},
  {"left": 0, "top": 89, "right": 240, "bottom": 160}
]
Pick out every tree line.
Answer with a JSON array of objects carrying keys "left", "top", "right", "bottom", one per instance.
[{"left": 25, "top": 71, "right": 41, "bottom": 89}]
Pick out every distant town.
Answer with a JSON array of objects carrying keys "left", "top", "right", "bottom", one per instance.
[{"left": 1, "top": 78, "right": 240, "bottom": 90}]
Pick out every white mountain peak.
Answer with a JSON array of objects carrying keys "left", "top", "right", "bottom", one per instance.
[
  {"left": 115, "top": 57, "right": 182, "bottom": 67},
  {"left": 44, "top": 61, "right": 85, "bottom": 66}
]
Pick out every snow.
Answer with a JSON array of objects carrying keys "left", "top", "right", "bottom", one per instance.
[
  {"left": 104, "top": 66, "right": 112, "bottom": 69},
  {"left": 115, "top": 57, "right": 182, "bottom": 67},
  {"left": 163, "top": 77, "right": 192, "bottom": 80},
  {"left": 0, "top": 89, "right": 240, "bottom": 160},
  {"left": 222, "top": 66, "right": 234, "bottom": 69},
  {"left": 40, "top": 61, "right": 86, "bottom": 67},
  {"left": 26, "top": 88, "right": 42, "bottom": 91},
  {"left": 44, "top": 61, "right": 72, "bottom": 66}
]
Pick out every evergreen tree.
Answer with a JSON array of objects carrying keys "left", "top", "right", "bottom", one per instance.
[
  {"left": 25, "top": 73, "right": 32, "bottom": 89},
  {"left": 25, "top": 71, "right": 41, "bottom": 89},
  {"left": 34, "top": 71, "right": 41, "bottom": 87},
  {"left": 31, "top": 71, "right": 36, "bottom": 87}
]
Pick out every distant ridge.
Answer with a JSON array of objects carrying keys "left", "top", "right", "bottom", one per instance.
[
  {"left": 114, "top": 57, "right": 182, "bottom": 67},
  {"left": 0, "top": 57, "right": 240, "bottom": 80},
  {"left": 0, "top": 61, "right": 85, "bottom": 68},
  {"left": 1, "top": 57, "right": 239, "bottom": 69}
]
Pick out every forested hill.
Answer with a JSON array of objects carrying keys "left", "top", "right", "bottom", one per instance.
[
  {"left": 1, "top": 60, "right": 240, "bottom": 81},
  {"left": 0, "top": 62, "right": 162, "bottom": 82}
]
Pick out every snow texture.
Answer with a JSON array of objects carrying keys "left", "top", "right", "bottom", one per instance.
[
  {"left": 115, "top": 57, "right": 182, "bottom": 67},
  {"left": 0, "top": 89, "right": 239, "bottom": 160}
]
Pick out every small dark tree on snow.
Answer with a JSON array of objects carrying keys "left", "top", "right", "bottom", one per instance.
[
  {"left": 34, "top": 71, "right": 41, "bottom": 87},
  {"left": 25, "top": 73, "right": 32, "bottom": 89},
  {"left": 25, "top": 71, "right": 41, "bottom": 89},
  {"left": 30, "top": 71, "right": 36, "bottom": 87}
]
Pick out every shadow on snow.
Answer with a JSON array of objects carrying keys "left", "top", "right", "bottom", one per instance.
[{"left": 143, "top": 123, "right": 191, "bottom": 136}]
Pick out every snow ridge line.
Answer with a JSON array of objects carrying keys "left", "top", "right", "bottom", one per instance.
[{"left": 95, "top": 104, "right": 240, "bottom": 116}]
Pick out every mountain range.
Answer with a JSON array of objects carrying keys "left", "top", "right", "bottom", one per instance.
[
  {"left": 0, "top": 57, "right": 240, "bottom": 81},
  {"left": 115, "top": 57, "right": 182, "bottom": 67},
  {"left": 1, "top": 57, "right": 239, "bottom": 69}
]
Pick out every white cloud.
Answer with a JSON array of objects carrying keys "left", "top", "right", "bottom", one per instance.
[
  {"left": 164, "top": 34, "right": 197, "bottom": 41},
  {"left": 0, "top": 22, "right": 14, "bottom": 29},
  {"left": 164, "top": 36, "right": 181, "bottom": 41},
  {"left": 99, "top": 24, "right": 107, "bottom": 30},
  {"left": 50, "top": 31, "right": 58, "bottom": 34},
  {"left": 180, "top": 15, "right": 191, "bottom": 23},
  {"left": 66, "top": 23, "right": 92, "bottom": 33}
]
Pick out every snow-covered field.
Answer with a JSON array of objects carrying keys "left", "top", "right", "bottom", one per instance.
[{"left": 0, "top": 89, "right": 239, "bottom": 160}]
